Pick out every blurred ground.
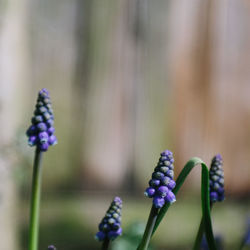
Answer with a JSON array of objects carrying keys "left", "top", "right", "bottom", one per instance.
[{"left": 19, "top": 193, "right": 250, "bottom": 250}]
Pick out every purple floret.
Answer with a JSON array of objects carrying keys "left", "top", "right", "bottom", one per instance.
[
  {"left": 165, "top": 191, "right": 176, "bottom": 204},
  {"left": 28, "top": 136, "right": 37, "bottom": 146},
  {"left": 95, "top": 231, "right": 106, "bottom": 241},
  {"left": 168, "top": 180, "right": 176, "bottom": 189},
  {"left": 37, "top": 122, "right": 47, "bottom": 132},
  {"left": 48, "top": 127, "right": 55, "bottom": 135},
  {"left": 38, "top": 132, "right": 49, "bottom": 143},
  {"left": 157, "top": 186, "right": 169, "bottom": 197},
  {"left": 153, "top": 196, "right": 165, "bottom": 208},
  {"left": 149, "top": 179, "right": 160, "bottom": 187},
  {"left": 107, "top": 228, "right": 122, "bottom": 240},
  {"left": 40, "top": 142, "right": 49, "bottom": 152},
  {"left": 144, "top": 187, "right": 155, "bottom": 197},
  {"left": 26, "top": 125, "right": 36, "bottom": 136},
  {"left": 49, "top": 135, "right": 57, "bottom": 145}
]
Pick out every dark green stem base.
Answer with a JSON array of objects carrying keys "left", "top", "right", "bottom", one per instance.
[
  {"left": 193, "top": 203, "right": 213, "bottom": 250},
  {"left": 101, "top": 238, "right": 110, "bottom": 250},
  {"left": 28, "top": 148, "right": 43, "bottom": 250},
  {"left": 137, "top": 205, "right": 159, "bottom": 250}
]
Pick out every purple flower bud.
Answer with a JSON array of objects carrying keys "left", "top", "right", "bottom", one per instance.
[
  {"left": 34, "top": 115, "right": 43, "bottom": 123},
  {"left": 112, "top": 222, "right": 120, "bottom": 230},
  {"left": 39, "top": 106, "right": 47, "bottom": 113},
  {"left": 161, "top": 176, "right": 171, "bottom": 186},
  {"left": 217, "top": 187, "right": 224, "bottom": 194},
  {"left": 48, "top": 127, "right": 55, "bottom": 135},
  {"left": 159, "top": 166, "right": 168, "bottom": 173},
  {"left": 37, "top": 122, "right": 47, "bottom": 132},
  {"left": 114, "top": 196, "right": 122, "bottom": 204},
  {"left": 40, "top": 88, "right": 49, "bottom": 95},
  {"left": 46, "top": 119, "right": 54, "bottom": 127},
  {"left": 167, "top": 180, "right": 176, "bottom": 189},
  {"left": 102, "top": 223, "right": 111, "bottom": 232},
  {"left": 49, "top": 135, "right": 57, "bottom": 145},
  {"left": 167, "top": 170, "right": 174, "bottom": 178},
  {"left": 107, "top": 227, "right": 122, "bottom": 240},
  {"left": 39, "top": 142, "right": 49, "bottom": 152},
  {"left": 153, "top": 196, "right": 165, "bottom": 208},
  {"left": 144, "top": 187, "right": 155, "bottom": 197},
  {"left": 43, "top": 112, "right": 51, "bottom": 120},
  {"left": 28, "top": 136, "right": 37, "bottom": 146},
  {"left": 26, "top": 125, "right": 36, "bottom": 136},
  {"left": 149, "top": 179, "right": 160, "bottom": 187},
  {"left": 210, "top": 192, "right": 218, "bottom": 202},
  {"left": 95, "top": 231, "right": 106, "bottom": 241},
  {"left": 152, "top": 171, "right": 165, "bottom": 180},
  {"left": 157, "top": 186, "right": 169, "bottom": 197},
  {"left": 161, "top": 150, "right": 173, "bottom": 156},
  {"left": 38, "top": 132, "right": 49, "bottom": 143},
  {"left": 164, "top": 191, "right": 176, "bottom": 204}
]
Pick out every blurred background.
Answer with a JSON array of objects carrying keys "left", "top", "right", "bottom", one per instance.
[{"left": 0, "top": 0, "right": 250, "bottom": 249}]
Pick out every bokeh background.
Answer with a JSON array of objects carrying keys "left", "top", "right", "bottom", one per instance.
[{"left": 0, "top": 0, "right": 250, "bottom": 249}]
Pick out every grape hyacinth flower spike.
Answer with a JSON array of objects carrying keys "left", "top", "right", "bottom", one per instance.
[
  {"left": 26, "top": 88, "right": 57, "bottom": 151},
  {"left": 138, "top": 150, "right": 176, "bottom": 250},
  {"left": 209, "top": 154, "right": 225, "bottom": 203},
  {"left": 27, "top": 89, "right": 57, "bottom": 250},
  {"left": 144, "top": 150, "right": 176, "bottom": 208},
  {"left": 95, "top": 197, "right": 122, "bottom": 250}
]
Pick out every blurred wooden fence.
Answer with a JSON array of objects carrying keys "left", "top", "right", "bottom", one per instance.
[{"left": 1, "top": 1, "right": 250, "bottom": 247}]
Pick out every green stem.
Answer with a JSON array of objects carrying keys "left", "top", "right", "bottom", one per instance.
[
  {"left": 137, "top": 205, "right": 159, "bottom": 250},
  {"left": 28, "top": 148, "right": 43, "bottom": 250},
  {"left": 101, "top": 238, "right": 110, "bottom": 250},
  {"left": 193, "top": 217, "right": 205, "bottom": 250},
  {"left": 193, "top": 203, "right": 213, "bottom": 250}
]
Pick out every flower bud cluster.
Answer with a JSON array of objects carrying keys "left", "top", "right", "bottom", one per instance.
[
  {"left": 95, "top": 197, "right": 122, "bottom": 241},
  {"left": 209, "top": 154, "right": 224, "bottom": 202},
  {"left": 144, "top": 150, "right": 176, "bottom": 208},
  {"left": 26, "top": 88, "right": 57, "bottom": 152}
]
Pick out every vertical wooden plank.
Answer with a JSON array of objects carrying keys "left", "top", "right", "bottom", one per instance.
[{"left": 0, "top": 0, "right": 30, "bottom": 249}]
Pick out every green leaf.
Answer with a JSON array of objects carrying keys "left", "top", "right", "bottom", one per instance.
[{"left": 152, "top": 157, "right": 217, "bottom": 250}]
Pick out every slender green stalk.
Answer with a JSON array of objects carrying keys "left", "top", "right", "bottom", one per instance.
[
  {"left": 28, "top": 148, "right": 43, "bottom": 250},
  {"left": 137, "top": 205, "right": 159, "bottom": 250},
  {"left": 193, "top": 203, "right": 213, "bottom": 249},
  {"left": 193, "top": 217, "right": 205, "bottom": 249},
  {"left": 152, "top": 158, "right": 217, "bottom": 250},
  {"left": 101, "top": 238, "right": 110, "bottom": 250}
]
